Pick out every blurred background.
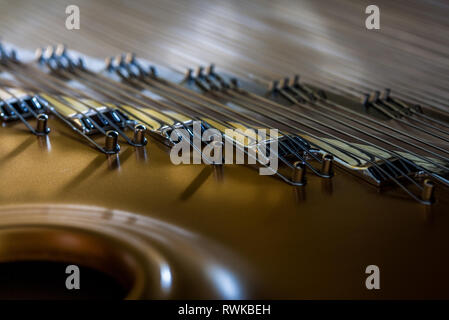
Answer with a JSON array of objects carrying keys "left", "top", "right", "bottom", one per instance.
[{"left": 0, "top": 0, "right": 448, "bottom": 108}]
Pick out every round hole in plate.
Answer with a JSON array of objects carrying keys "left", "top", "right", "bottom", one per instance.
[{"left": 0, "top": 225, "right": 149, "bottom": 299}]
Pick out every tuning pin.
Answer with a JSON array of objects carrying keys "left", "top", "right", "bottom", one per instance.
[
  {"left": 292, "top": 161, "right": 306, "bottom": 185},
  {"left": 133, "top": 124, "right": 147, "bottom": 146},
  {"left": 421, "top": 179, "right": 435, "bottom": 204},
  {"left": 35, "top": 113, "right": 50, "bottom": 135},
  {"left": 104, "top": 130, "right": 120, "bottom": 153},
  {"left": 321, "top": 153, "right": 334, "bottom": 177}
]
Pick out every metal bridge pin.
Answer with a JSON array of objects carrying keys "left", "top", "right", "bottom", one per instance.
[
  {"left": 268, "top": 80, "right": 279, "bottom": 92},
  {"left": 414, "top": 104, "right": 423, "bottom": 113},
  {"left": 317, "top": 89, "right": 327, "bottom": 99},
  {"left": 44, "top": 45, "right": 55, "bottom": 60},
  {"left": 114, "top": 54, "right": 123, "bottom": 67},
  {"left": 125, "top": 52, "right": 136, "bottom": 65},
  {"left": 185, "top": 68, "right": 194, "bottom": 81},
  {"left": 321, "top": 153, "right": 334, "bottom": 177},
  {"left": 292, "top": 161, "right": 306, "bottom": 185},
  {"left": 55, "top": 44, "right": 67, "bottom": 57},
  {"left": 105, "top": 56, "right": 115, "bottom": 71},
  {"left": 210, "top": 141, "right": 224, "bottom": 181},
  {"left": 381, "top": 88, "right": 391, "bottom": 100},
  {"left": 35, "top": 48, "right": 45, "bottom": 63},
  {"left": 421, "top": 179, "right": 435, "bottom": 204},
  {"left": 230, "top": 78, "right": 240, "bottom": 89},
  {"left": 149, "top": 65, "right": 157, "bottom": 77},
  {"left": 9, "top": 49, "right": 18, "bottom": 62},
  {"left": 105, "top": 130, "right": 120, "bottom": 153},
  {"left": 77, "top": 57, "right": 85, "bottom": 70},
  {"left": 196, "top": 66, "right": 205, "bottom": 78},
  {"left": 289, "top": 75, "right": 300, "bottom": 87},
  {"left": 133, "top": 124, "right": 147, "bottom": 146},
  {"left": 206, "top": 63, "right": 215, "bottom": 75},
  {"left": 370, "top": 90, "right": 380, "bottom": 103},
  {"left": 361, "top": 93, "right": 370, "bottom": 106},
  {"left": 210, "top": 140, "right": 224, "bottom": 164},
  {"left": 36, "top": 113, "right": 50, "bottom": 135},
  {"left": 282, "top": 77, "right": 290, "bottom": 89}
]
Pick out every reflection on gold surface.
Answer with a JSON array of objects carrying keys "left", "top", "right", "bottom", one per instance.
[{"left": 0, "top": 204, "right": 250, "bottom": 299}]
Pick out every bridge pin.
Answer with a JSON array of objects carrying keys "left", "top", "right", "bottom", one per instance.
[
  {"left": 421, "top": 179, "right": 435, "bottom": 204},
  {"left": 133, "top": 124, "right": 147, "bottom": 146},
  {"left": 125, "top": 52, "right": 136, "bottom": 65},
  {"left": 292, "top": 161, "right": 306, "bottom": 185},
  {"left": 105, "top": 130, "right": 120, "bottom": 153},
  {"left": 321, "top": 153, "right": 334, "bottom": 178},
  {"left": 55, "top": 44, "right": 67, "bottom": 57},
  {"left": 206, "top": 63, "right": 215, "bottom": 76},
  {"left": 36, "top": 113, "right": 50, "bottom": 135},
  {"left": 196, "top": 66, "right": 205, "bottom": 78}
]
